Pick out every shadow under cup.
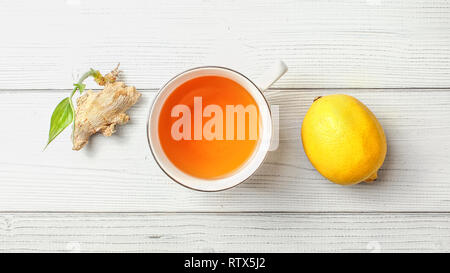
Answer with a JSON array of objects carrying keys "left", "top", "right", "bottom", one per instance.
[{"left": 147, "top": 67, "right": 273, "bottom": 191}]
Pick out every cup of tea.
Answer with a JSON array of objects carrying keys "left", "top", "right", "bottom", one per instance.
[{"left": 147, "top": 61, "right": 288, "bottom": 191}]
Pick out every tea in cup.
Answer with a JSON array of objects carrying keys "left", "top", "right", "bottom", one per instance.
[{"left": 147, "top": 61, "right": 287, "bottom": 191}]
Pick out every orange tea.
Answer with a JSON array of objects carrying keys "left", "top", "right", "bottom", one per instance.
[{"left": 158, "top": 76, "right": 260, "bottom": 179}]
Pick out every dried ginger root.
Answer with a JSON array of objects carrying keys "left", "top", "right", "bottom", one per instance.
[{"left": 72, "top": 67, "right": 141, "bottom": 150}]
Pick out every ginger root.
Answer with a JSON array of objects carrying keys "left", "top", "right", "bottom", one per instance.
[{"left": 72, "top": 68, "right": 141, "bottom": 150}]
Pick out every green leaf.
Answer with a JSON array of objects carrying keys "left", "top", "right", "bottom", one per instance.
[
  {"left": 45, "top": 97, "right": 74, "bottom": 149},
  {"left": 73, "top": 83, "right": 86, "bottom": 94}
]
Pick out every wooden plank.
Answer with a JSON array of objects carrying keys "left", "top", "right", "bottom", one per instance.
[
  {"left": 0, "top": 213, "right": 449, "bottom": 252},
  {"left": 0, "top": 89, "right": 449, "bottom": 212},
  {"left": 1, "top": 0, "right": 450, "bottom": 89}
]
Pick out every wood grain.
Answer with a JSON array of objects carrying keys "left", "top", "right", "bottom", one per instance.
[
  {"left": 1, "top": 0, "right": 450, "bottom": 253},
  {"left": 0, "top": 213, "right": 449, "bottom": 252},
  {"left": 0, "top": 89, "right": 448, "bottom": 212},
  {"left": 1, "top": 0, "right": 450, "bottom": 89}
]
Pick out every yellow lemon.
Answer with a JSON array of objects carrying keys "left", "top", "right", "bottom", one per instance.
[{"left": 301, "top": 94, "right": 387, "bottom": 185}]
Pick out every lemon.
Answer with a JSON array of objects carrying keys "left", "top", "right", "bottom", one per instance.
[{"left": 301, "top": 94, "right": 387, "bottom": 185}]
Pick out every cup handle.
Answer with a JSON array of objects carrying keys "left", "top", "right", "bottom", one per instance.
[
  {"left": 254, "top": 60, "right": 287, "bottom": 152},
  {"left": 254, "top": 60, "right": 288, "bottom": 91}
]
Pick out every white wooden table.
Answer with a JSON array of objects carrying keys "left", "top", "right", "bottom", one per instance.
[{"left": 1, "top": 0, "right": 450, "bottom": 252}]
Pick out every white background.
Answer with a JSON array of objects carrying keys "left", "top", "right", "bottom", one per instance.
[{"left": 0, "top": 0, "right": 449, "bottom": 252}]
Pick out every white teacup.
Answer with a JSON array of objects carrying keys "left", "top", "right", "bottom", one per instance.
[{"left": 147, "top": 61, "right": 288, "bottom": 191}]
